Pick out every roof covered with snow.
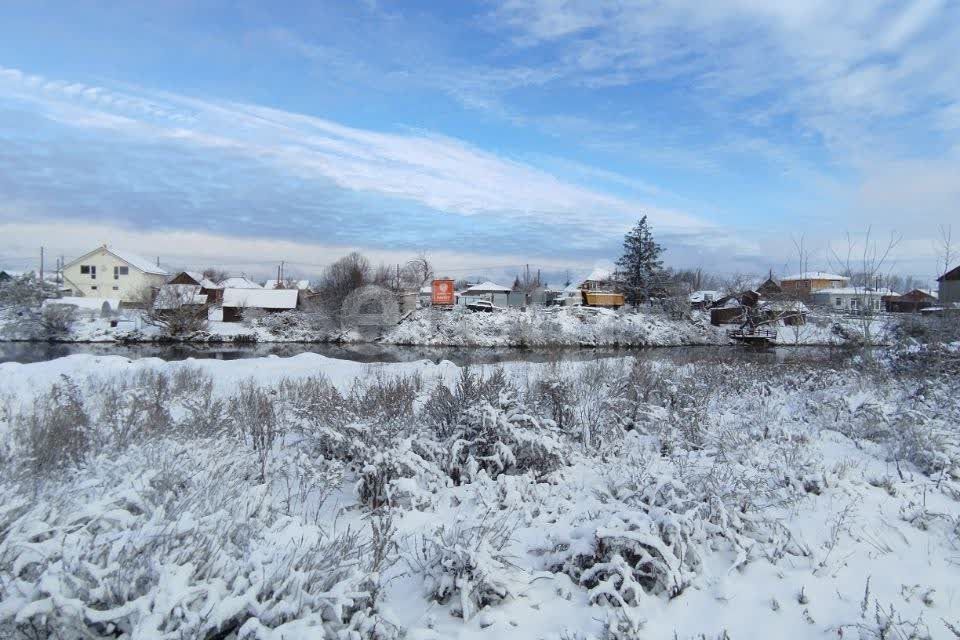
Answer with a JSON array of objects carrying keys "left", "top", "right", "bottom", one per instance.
[
  {"left": 781, "top": 271, "right": 848, "bottom": 282},
  {"left": 222, "top": 288, "right": 299, "bottom": 309},
  {"left": 218, "top": 277, "right": 262, "bottom": 290},
  {"left": 583, "top": 267, "right": 613, "bottom": 283},
  {"left": 688, "top": 290, "right": 721, "bottom": 303},
  {"left": 65, "top": 245, "right": 169, "bottom": 276},
  {"left": 461, "top": 281, "right": 512, "bottom": 294}
]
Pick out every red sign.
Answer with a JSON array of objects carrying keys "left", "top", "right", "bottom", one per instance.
[{"left": 431, "top": 279, "right": 455, "bottom": 306}]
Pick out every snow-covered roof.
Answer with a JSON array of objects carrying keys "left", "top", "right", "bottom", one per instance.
[
  {"left": 781, "top": 271, "right": 848, "bottom": 282},
  {"left": 153, "top": 285, "right": 208, "bottom": 310},
  {"left": 42, "top": 296, "right": 121, "bottom": 313},
  {"left": 222, "top": 288, "right": 299, "bottom": 309},
  {"left": 689, "top": 290, "right": 721, "bottom": 303},
  {"left": 584, "top": 267, "right": 612, "bottom": 283},
  {"left": 419, "top": 286, "right": 432, "bottom": 295},
  {"left": 65, "top": 245, "right": 169, "bottom": 276},
  {"left": 813, "top": 287, "right": 898, "bottom": 296},
  {"left": 263, "top": 279, "right": 311, "bottom": 290},
  {"left": 461, "top": 281, "right": 512, "bottom": 294},
  {"left": 218, "top": 277, "right": 262, "bottom": 290}
]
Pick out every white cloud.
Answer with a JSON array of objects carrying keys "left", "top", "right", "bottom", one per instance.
[{"left": 0, "top": 64, "right": 708, "bottom": 235}]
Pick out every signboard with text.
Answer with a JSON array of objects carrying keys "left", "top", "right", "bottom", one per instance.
[{"left": 431, "top": 279, "right": 455, "bottom": 306}]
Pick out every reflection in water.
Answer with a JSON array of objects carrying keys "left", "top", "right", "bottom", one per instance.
[{"left": 0, "top": 340, "right": 857, "bottom": 367}]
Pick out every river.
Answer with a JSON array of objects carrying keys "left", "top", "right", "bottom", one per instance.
[{"left": 0, "top": 340, "right": 855, "bottom": 366}]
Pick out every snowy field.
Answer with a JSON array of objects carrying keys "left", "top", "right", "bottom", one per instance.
[{"left": 1, "top": 348, "right": 958, "bottom": 639}]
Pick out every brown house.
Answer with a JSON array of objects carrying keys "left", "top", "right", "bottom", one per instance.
[
  {"left": 780, "top": 272, "right": 848, "bottom": 299},
  {"left": 939, "top": 265, "right": 960, "bottom": 307},
  {"left": 168, "top": 271, "right": 224, "bottom": 304},
  {"left": 885, "top": 289, "right": 938, "bottom": 313}
]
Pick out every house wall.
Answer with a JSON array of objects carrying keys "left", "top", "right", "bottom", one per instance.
[
  {"left": 63, "top": 247, "right": 167, "bottom": 303},
  {"left": 810, "top": 291, "right": 883, "bottom": 312},
  {"left": 781, "top": 278, "right": 845, "bottom": 298},
  {"left": 940, "top": 280, "right": 960, "bottom": 306}
]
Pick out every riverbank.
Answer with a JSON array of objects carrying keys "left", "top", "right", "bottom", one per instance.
[{"left": 1, "top": 305, "right": 894, "bottom": 349}]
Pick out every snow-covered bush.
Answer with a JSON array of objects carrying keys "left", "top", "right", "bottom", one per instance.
[
  {"left": 407, "top": 517, "right": 513, "bottom": 620},
  {"left": 0, "top": 438, "right": 392, "bottom": 639},
  {"left": 14, "top": 375, "right": 90, "bottom": 475},
  {"left": 447, "top": 389, "right": 566, "bottom": 484}
]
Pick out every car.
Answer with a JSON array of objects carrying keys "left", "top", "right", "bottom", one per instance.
[{"left": 466, "top": 300, "right": 497, "bottom": 312}]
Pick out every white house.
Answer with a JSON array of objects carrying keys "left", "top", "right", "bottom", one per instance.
[
  {"left": 62, "top": 245, "right": 169, "bottom": 303},
  {"left": 810, "top": 287, "right": 897, "bottom": 313}
]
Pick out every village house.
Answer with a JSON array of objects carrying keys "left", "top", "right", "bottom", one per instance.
[
  {"left": 459, "top": 281, "right": 512, "bottom": 307},
  {"left": 168, "top": 271, "right": 225, "bottom": 303},
  {"left": 0, "top": 270, "right": 11, "bottom": 283},
  {"left": 809, "top": 287, "right": 896, "bottom": 313},
  {"left": 221, "top": 287, "right": 299, "bottom": 322},
  {"left": 218, "top": 276, "right": 263, "bottom": 290},
  {"left": 263, "top": 278, "right": 311, "bottom": 290},
  {"left": 152, "top": 284, "right": 209, "bottom": 312},
  {"left": 883, "top": 289, "right": 938, "bottom": 313},
  {"left": 688, "top": 290, "right": 721, "bottom": 310},
  {"left": 779, "top": 272, "right": 849, "bottom": 299},
  {"left": 939, "top": 265, "right": 960, "bottom": 307},
  {"left": 61, "top": 245, "right": 169, "bottom": 304}
]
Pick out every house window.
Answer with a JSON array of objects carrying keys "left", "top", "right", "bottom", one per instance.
[
  {"left": 850, "top": 298, "right": 859, "bottom": 310},
  {"left": 835, "top": 297, "right": 842, "bottom": 307},
  {"left": 112, "top": 286, "right": 119, "bottom": 291},
  {"left": 114, "top": 266, "right": 129, "bottom": 279},
  {"left": 81, "top": 265, "right": 96, "bottom": 279},
  {"left": 91, "top": 285, "right": 98, "bottom": 291}
]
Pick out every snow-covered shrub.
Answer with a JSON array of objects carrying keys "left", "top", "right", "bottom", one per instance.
[
  {"left": 0, "top": 438, "right": 391, "bottom": 639},
  {"left": 346, "top": 370, "right": 422, "bottom": 421},
  {"left": 447, "top": 389, "right": 565, "bottom": 484},
  {"left": 228, "top": 380, "right": 280, "bottom": 479},
  {"left": 407, "top": 517, "right": 513, "bottom": 620},
  {"left": 357, "top": 439, "right": 445, "bottom": 509},
  {"left": 422, "top": 367, "right": 510, "bottom": 440},
  {"left": 14, "top": 375, "right": 90, "bottom": 475}
]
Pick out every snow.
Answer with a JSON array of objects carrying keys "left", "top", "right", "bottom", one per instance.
[
  {"left": 0, "top": 348, "right": 957, "bottom": 639},
  {"left": 781, "top": 271, "right": 848, "bottom": 282},
  {"left": 41, "top": 296, "right": 121, "bottom": 313},
  {"left": 583, "top": 267, "right": 612, "bottom": 283},
  {"left": 688, "top": 290, "right": 721, "bottom": 303},
  {"left": 217, "top": 276, "right": 263, "bottom": 289},
  {"left": 461, "top": 281, "right": 512, "bottom": 294},
  {"left": 222, "top": 287, "right": 299, "bottom": 309},
  {"left": 76, "top": 245, "right": 169, "bottom": 276}
]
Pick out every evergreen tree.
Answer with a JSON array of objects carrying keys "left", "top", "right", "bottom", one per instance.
[
  {"left": 616, "top": 216, "right": 664, "bottom": 304},
  {"left": 511, "top": 275, "right": 523, "bottom": 291}
]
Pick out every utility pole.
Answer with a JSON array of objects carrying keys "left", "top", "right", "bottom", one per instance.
[
  {"left": 276, "top": 263, "right": 282, "bottom": 287},
  {"left": 40, "top": 246, "right": 44, "bottom": 285}
]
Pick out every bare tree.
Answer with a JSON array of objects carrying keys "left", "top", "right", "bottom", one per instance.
[
  {"left": 401, "top": 252, "right": 433, "bottom": 291},
  {"left": 829, "top": 228, "right": 901, "bottom": 355},
  {"left": 936, "top": 224, "right": 954, "bottom": 280},
  {"left": 317, "top": 252, "right": 371, "bottom": 318},
  {"left": 144, "top": 285, "right": 210, "bottom": 336},
  {"left": 201, "top": 267, "right": 229, "bottom": 284}
]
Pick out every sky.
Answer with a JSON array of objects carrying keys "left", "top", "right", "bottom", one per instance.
[{"left": 0, "top": 1, "right": 958, "bottom": 284}]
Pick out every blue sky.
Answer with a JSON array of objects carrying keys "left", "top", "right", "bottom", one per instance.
[{"left": 1, "top": 1, "right": 958, "bottom": 282}]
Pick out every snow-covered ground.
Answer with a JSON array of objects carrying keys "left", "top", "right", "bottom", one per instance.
[
  {"left": 1, "top": 348, "right": 958, "bottom": 639},
  {"left": 0, "top": 304, "right": 897, "bottom": 348}
]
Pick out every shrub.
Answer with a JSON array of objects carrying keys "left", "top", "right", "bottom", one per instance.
[
  {"left": 407, "top": 517, "right": 513, "bottom": 620},
  {"left": 447, "top": 389, "right": 565, "bottom": 484},
  {"left": 14, "top": 376, "right": 90, "bottom": 474}
]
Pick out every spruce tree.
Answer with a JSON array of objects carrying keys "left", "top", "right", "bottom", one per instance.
[{"left": 616, "top": 216, "right": 664, "bottom": 305}]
